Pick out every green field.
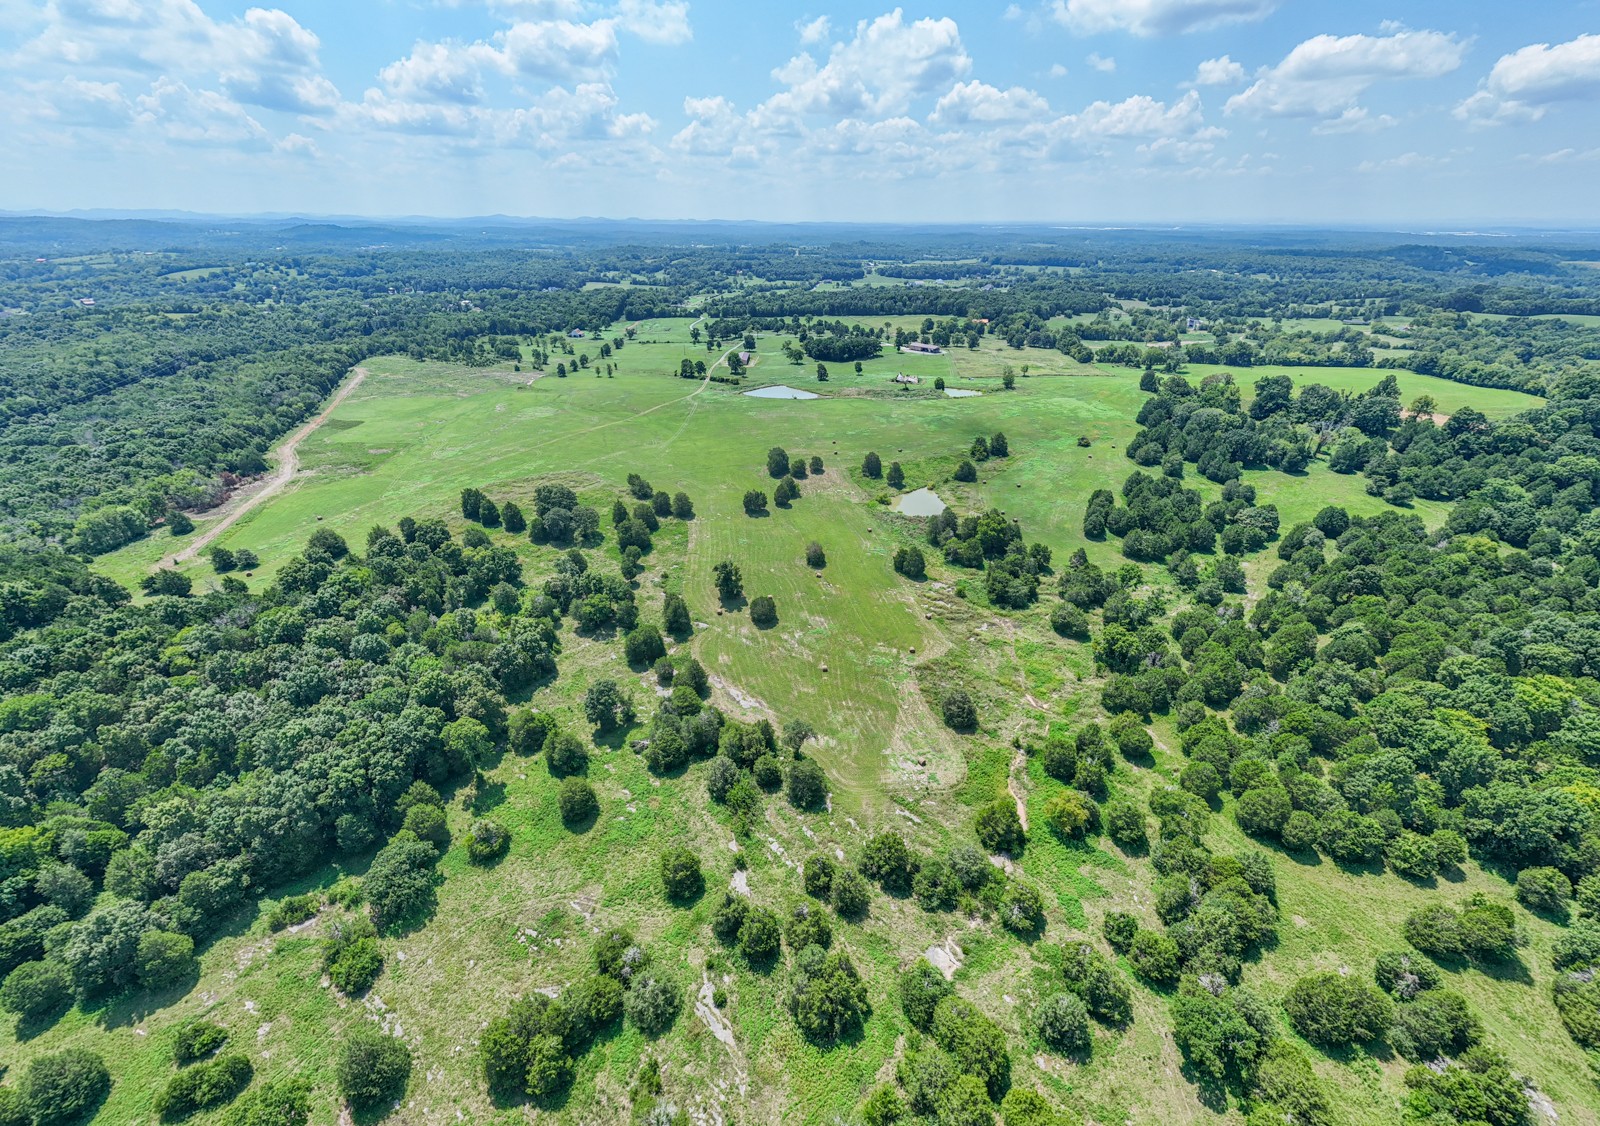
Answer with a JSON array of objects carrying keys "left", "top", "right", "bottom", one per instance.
[
  {"left": 56, "top": 318, "right": 1594, "bottom": 1124},
  {"left": 1148, "top": 362, "right": 1545, "bottom": 419}
]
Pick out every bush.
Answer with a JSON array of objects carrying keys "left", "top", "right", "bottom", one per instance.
[
  {"left": 805, "top": 541, "right": 827, "bottom": 568},
  {"left": 1515, "top": 866, "right": 1572, "bottom": 916},
  {"left": 932, "top": 995, "right": 1011, "bottom": 1099},
  {"left": 1281, "top": 810, "right": 1320, "bottom": 852},
  {"left": 913, "top": 858, "right": 960, "bottom": 911},
  {"left": 1043, "top": 791, "right": 1099, "bottom": 840},
  {"left": 706, "top": 756, "right": 740, "bottom": 804},
  {"left": 337, "top": 1026, "right": 411, "bottom": 1108},
  {"left": 752, "top": 754, "right": 783, "bottom": 790},
  {"left": 999, "top": 1089, "right": 1073, "bottom": 1126},
  {"left": 742, "top": 490, "right": 768, "bottom": 516},
  {"left": 859, "top": 832, "right": 919, "bottom": 895},
  {"left": 267, "top": 893, "right": 319, "bottom": 931},
  {"left": 942, "top": 689, "right": 977, "bottom": 731},
  {"left": 1374, "top": 950, "right": 1442, "bottom": 1000},
  {"left": 892, "top": 545, "right": 926, "bottom": 580},
  {"left": 899, "top": 959, "right": 953, "bottom": 1029},
  {"left": 749, "top": 595, "right": 778, "bottom": 626},
  {"left": 1390, "top": 988, "right": 1481, "bottom": 1061},
  {"left": 659, "top": 847, "right": 704, "bottom": 903},
  {"left": 1128, "top": 930, "right": 1181, "bottom": 985},
  {"left": 1386, "top": 831, "right": 1439, "bottom": 879},
  {"left": 624, "top": 975, "right": 681, "bottom": 1036},
  {"left": 624, "top": 624, "right": 666, "bottom": 668},
  {"left": 0, "top": 959, "right": 71, "bottom": 1021},
  {"left": 17, "top": 1048, "right": 111, "bottom": 1126},
  {"left": 785, "top": 904, "right": 833, "bottom": 951},
  {"left": 219, "top": 1079, "right": 311, "bottom": 1126},
  {"left": 861, "top": 1084, "right": 907, "bottom": 1126},
  {"left": 325, "top": 926, "right": 383, "bottom": 996},
  {"left": 1000, "top": 879, "right": 1046, "bottom": 936},
  {"left": 787, "top": 759, "right": 828, "bottom": 810},
  {"left": 1282, "top": 972, "right": 1393, "bottom": 1046},
  {"left": 789, "top": 946, "right": 871, "bottom": 1041},
  {"left": 363, "top": 836, "right": 438, "bottom": 928},
  {"left": 1036, "top": 991, "right": 1091, "bottom": 1053},
  {"left": 1050, "top": 602, "right": 1088, "bottom": 638},
  {"left": 738, "top": 906, "right": 782, "bottom": 963},
  {"left": 976, "top": 798, "right": 1026, "bottom": 853},
  {"left": 831, "top": 867, "right": 872, "bottom": 918},
  {"left": 1404, "top": 894, "right": 1517, "bottom": 961},
  {"left": 153, "top": 1053, "right": 253, "bottom": 1120},
  {"left": 1102, "top": 912, "right": 1138, "bottom": 953},
  {"left": 465, "top": 818, "right": 510, "bottom": 863},
  {"left": 136, "top": 929, "right": 196, "bottom": 990},
  {"left": 1104, "top": 801, "right": 1148, "bottom": 849},
  {"left": 1061, "top": 944, "right": 1132, "bottom": 1025},
  {"left": 953, "top": 460, "right": 977, "bottom": 482},
  {"left": 174, "top": 1019, "right": 229, "bottom": 1063},
  {"left": 558, "top": 777, "right": 598, "bottom": 827}
]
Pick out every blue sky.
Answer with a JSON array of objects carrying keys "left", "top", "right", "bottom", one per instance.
[{"left": 1, "top": 0, "right": 1598, "bottom": 224}]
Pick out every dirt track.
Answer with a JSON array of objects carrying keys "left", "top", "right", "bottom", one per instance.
[{"left": 163, "top": 365, "right": 369, "bottom": 568}]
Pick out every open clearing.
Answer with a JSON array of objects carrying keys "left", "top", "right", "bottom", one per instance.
[{"left": 69, "top": 318, "right": 1590, "bottom": 1125}]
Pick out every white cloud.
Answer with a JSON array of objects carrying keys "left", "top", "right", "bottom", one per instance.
[
  {"left": 759, "top": 10, "right": 971, "bottom": 121},
  {"left": 1086, "top": 52, "right": 1115, "bottom": 73},
  {"left": 1356, "top": 150, "right": 1446, "bottom": 173},
  {"left": 796, "top": 15, "right": 830, "bottom": 45},
  {"left": 135, "top": 76, "right": 271, "bottom": 147},
  {"left": 1052, "top": 0, "right": 1278, "bottom": 37},
  {"left": 1456, "top": 34, "right": 1600, "bottom": 123},
  {"left": 29, "top": 76, "right": 135, "bottom": 127},
  {"left": 1191, "top": 55, "right": 1244, "bottom": 86},
  {"left": 1049, "top": 63, "right": 1069, "bottom": 78},
  {"left": 930, "top": 80, "right": 1049, "bottom": 126},
  {"left": 1311, "top": 106, "right": 1395, "bottom": 134},
  {"left": 1226, "top": 28, "right": 1465, "bottom": 119},
  {"left": 378, "top": 40, "right": 499, "bottom": 105},
  {"left": 1072, "top": 89, "right": 1206, "bottom": 138},
  {"left": 615, "top": 0, "right": 691, "bottom": 46}
]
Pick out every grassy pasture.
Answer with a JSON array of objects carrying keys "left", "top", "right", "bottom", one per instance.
[{"left": 68, "top": 318, "right": 1599, "bottom": 1124}]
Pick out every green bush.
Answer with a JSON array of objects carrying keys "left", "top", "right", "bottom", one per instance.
[
  {"left": 932, "top": 995, "right": 1010, "bottom": 1099},
  {"left": 558, "top": 777, "right": 598, "bottom": 827},
  {"left": 266, "top": 894, "right": 319, "bottom": 931},
  {"left": 788, "top": 946, "right": 870, "bottom": 1042},
  {"left": 336, "top": 1026, "right": 411, "bottom": 1109},
  {"left": 1282, "top": 971, "right": 1393, "bottom": 1046},
  {"left": 624, "top": 974, "right": 681, "bottom": 1036},
  {"left": 659, "top": 847, "right": 703, "bottom": 903},
  {"left": 1102, "top": 912, "right": 1138, "bottom": 953},
  {"left": 1515, "top": 866, "right": 1572, "bottom": 916},
  {"left": 17, "top": 1048, "right": 110, "bottom": 1126},
  {"left": 0, "top": 959, "right": 71, "bottom": 1021},
  {"left": 363, "top": 836, "right": 438, "bottom": 928},
  {"left": 898, "top": 959, "right": 952, "bottom": 1030},
  {"left": 1036, "top": 991, "right": 1091, "bottom": 1053},
  {"left": 976, "top": 798, "right": 1026, "bottom": 853},
  {"left": 153, "top": 1053, "right": 253, "bottom": 1120},
  {"left": 174, "top": 1019, "right": 229, "bottom": 1063},
  {"left": 465, "top": 818, "right": 510, "bottom": 863},
  {"left": 1389, "top": 989, "right": 1481, "bottom": 1061},
  {"left": 1128, "top": 930, "right": 1181, "bottom": 985}
]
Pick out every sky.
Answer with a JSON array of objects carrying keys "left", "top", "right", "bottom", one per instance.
[{"left": 1, "top": 0, "right": 1598, "bottom": 225}]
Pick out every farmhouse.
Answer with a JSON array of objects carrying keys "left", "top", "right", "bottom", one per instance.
[{"left": 900, "top": 341, "right": 942, "bottom": 354}]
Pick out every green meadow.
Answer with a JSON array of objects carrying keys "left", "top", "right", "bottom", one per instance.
[{"left": 65, "top": 318, "right": 1593, "bottom": 1124}]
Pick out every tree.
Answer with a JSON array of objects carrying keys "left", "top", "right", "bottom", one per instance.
[
  {"left": 501, "top": 501, "right": 526, "bottom": 534},
  {"left": 1391, "top": 989, "right": 1481, "bottom": 1061},
  {"left": 892, "top": 546, "right": 926, "bottom": 579},
  {"left": 743, "top": 490, "right": 769, "bottom": 516},
  {"left": 1043, "top": 791, "right": 1098, "bottom": 840},
  {"left": 546, "top": 732, "right": 589, "bottom": 777},
  {"left": 135, "top": 928, "right": 195, "bottom": 990},
  {"left": 17, "top": 1048, "right": 110, "bottom": 1126},
  {"left": 1282, "top": 972, "right": 1393, "bottom": 1046},
  {"left": 886, "top": 462, "right": 905, "bottom": 489},
  {"left": 663, "top": 592, "right": 692, "bottom": 636},
  {"left": 1129, "top": 930, "right": 1181, "bottom": 985},
  {"left": 714, "top": 560, "right": 744, "bottom": 601},
  {"left": 0, "top": 959, "right": 70, "bottom": 1021},
  {"left": 860, "top": 832, "right": 918, "bottom": 895},
  {"left": 789, "top": 946, "right": 871, "bottom": 1042},
  {"left": 1036, "top": 991, "right": 1091, "bottom": 1053},
  {"left": 168, "top": 510, "right": 194, "bottom": 535},
  {"left": 899, "top": 960, "right": 953, "bottom": 1029},
  {"left": 337, "top": 1026, "right": 411, "bottom": 1109},
  {"left": 990, "top": 432, "right": 1010, "bottom": 457},
  {"left": 672, "top": 492, "right": 694, "bottom": 519},
  {"left": 975, "top": 799, "right": 1025, "bottom": 854},
  {"left": 153, "top": 1054, "right": 253, "bottom": 1119},
  {"left": 141, "top": 569, "right": 191, "bottom": 597},
  {"left": 774, "top": 476, "right": 800, "bottom": 506},
  {"left": 583, "top": 679, "right": 633, "bottom": 731},
  {"left": 768, "top": 447, "right": 791, "bottom": 478},
  {"left": 217, "top": 1078, "right": 310, "bottom": 1126},
  {"left": 953, "top": 460, "right": 977, "bottom": 482},
  {"left": 1104, "top": 801, "right": 1148, "bottom": 849},
  {"left": 805, "top": 541, "right": 826, "bottom": 568},
  {"left": 932, "top": 995, "right": 1010, "bottom": 1098},
  {"left": 659, "top": 847, "right": 703, "bottom": 902},
  {"left": 738, "top": 906, "right": 782, "bottom": 963},
  {"left": 863, "top": 452, "right": 882, "bottom": 478},
  {"left": 750, "top": 595, "right": 778, "bottom": 627},
  {"left": 624, "top": 624, "right": 666, "bottom": 668},
  {"left": 559, "top": 778, "right": 598, "bottom": 827},
  {"left": 1516, "top": 866, "right": 1572, "bottom": 917},
  {"left": 831, "top": 867, "right": 872, "bottom": 918},
  {"left": 787, "top": 759, "right": 828, "bottom": 810},
  {"left": 466, "top": 818, "right": 509, "bottom": 864},
  {"left": 942, "top": 689, "right": 977, "bottom": 731},
  {"left": 625, "top": 975, "right": 681, "bottom": 1036},
  {"left": 816, "top": 363, "right": 829, "bottom": 382},
  {"left": 364, "top": 836, "right": 438, "bottom": 928}
]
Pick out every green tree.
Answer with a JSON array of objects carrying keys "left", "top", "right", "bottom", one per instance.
[
  {"left": 659, "top": 847, "right": 703, "bottom": 903},
  {"left": 17, "top": 1048, "right": 110, "bottom": 1126},
  {"left": 336, "top": 1026, "right": 411, "bottom": 1109}
]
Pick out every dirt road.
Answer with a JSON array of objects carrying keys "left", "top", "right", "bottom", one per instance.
[{"left": 163, "top": 365, "right": 369, "bottom": 567}]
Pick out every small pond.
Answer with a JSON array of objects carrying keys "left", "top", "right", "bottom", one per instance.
[
  {"left": 743, "top": 384, "right": 819, "bottom": 400},
  {"left": 894, "top": 487, "right": 947, "bottom": 516},
  {"left": 943, "top": 388, "right": 982, "bottom": 398}
]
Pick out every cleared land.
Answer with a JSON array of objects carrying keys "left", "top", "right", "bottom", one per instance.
[{"left": 68, "top": 319, "right": 1586, "bottom": 1125}]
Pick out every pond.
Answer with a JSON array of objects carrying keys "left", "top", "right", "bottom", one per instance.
[
  {"left": 743, "top": 384, "right": 819, "bottom": 399},
  {"left": 894, "top": 487, "right": 947, "bottom": 517},
  {"left": 943, "top": 388, "right": 982, "bottom": 398}
]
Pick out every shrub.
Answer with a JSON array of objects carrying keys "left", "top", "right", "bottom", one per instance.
[
  {"left": 953, "top": 460, "right": 977, "bottom": 482},
  {"left": 267, "top": 893, "right": 319, "bottom": 931},
  {"left": 337, "top": 1026, "right": 411, "bottom": 1109},
  {"left": 1036, "top": 991, "right": 1091, "bottom": 1053},
  {"left": 1061, "top": 944, "right": 1132, "bottom": 1025},
  {"left": 742, "top": 490, "right": 768, "bottom": 516},
  {"left": 1102, "top": 912, "right": 1138, "bottom": 953},
  {"left": 0, "top": 959, "right": 71, "bottom": 1021},
  {"left": 218, "top": 1078, "right": 311, "bottom": 1126},
  {"left": 624, "top": 624, "right": 667, "bottom": 667},
  {"left": 1404, "top": 895, "right": 1517, "bottom": 961},
  {"left": 1170, "top": 982, "right": 1271, "bottom": 1082},
  {"left": 1374, "top": 950, "right": 1443, "bottom": 999},
  {"left": 546, "top": 731, "right": 589, "bottom": 777},
  {"left": 738, "top": 906, "right": 782, "bottom": 963},
  {"left": 939, "top": 1075, "right": 994, "bottom": 1126},
  {"left": 706, "top": 756, "right": 741, "bottom": 804},
  {"left": 805, "top": 541, "right": 827, "bottom": 568},
  {"left": 174, "top": 1019, "right": 229, "bottom": 1063},
  {"left": 976, "top": 798, "right": 1026, "bottom": 853},
  {"left": 1234, "top": 786, "right": 1293, "bottom": 838},
  {"left": 17, "top": 1048, "right": 110, "bottom": 1126},
  {"left": 1281, "top": 810, "right": 1319, "bottom": 852},
  {"left": 1386, "top": 831, "right": 1440, "bottom": 879},
  {"left": 749, "top": 594, "right": 778, "bottom": 627},
  {"left": 136, "top": 929, "right": 196, "bottom": 990},
  {"left": 1104, "top": 801, "right": 1148, "bottom": 849},
  {"left": 787, "top": 759, "right": 828, "bottom": 811},
  {"left": 942, "top": 689, "right": 977, "bottom": 731},
  {"left": 324, "top": 922, "right": 384, "bottom": 996},
  {"left": 711, "top": 894, "right": 749, "bottom": 944},
  {"left": 1390, "top": 988, "right": 1481, "bottom": 1061},
  {"left": 1043, "top": 791, "right": 1099, "bottom": 840},
  {"left": 558, "top": 777, "right": 598, "bottom": 827},
  {"left": 863, "top": 452, "right": 882, "bottom": 478},
  {"left": 831, "top": 867, "right": 872, "bottom": 918},
  {"left": 659, "top": 847, "right": 704, "bottom": 903},
  {"left": 859, "top": 832, "right": 918, "bottom": 895},
  {"left": 899, "top": 959, "right": 953, "bottom": 1029},
  {"left": 1128, "top": 930, "right": 1181, "bottom": 985},
  {"left": 752, "top": 754, "right": 783, "bottom": 790},
  {"left": 363, "top": 837, "right": 438, "bottom": 928},
  {"left": 465, "top": 818, "right": 510, "bottom": 864},
  {"left": 153, "top": 1054, "right": 253, "bottom": 1120},
  {"left": 1050, "top": 602, "right": 1088, "bottom": 638},
  {"left": 624, "top": 975, "right": 681, "bottom": 1036},
  {"left": 789, "top": 946, "right": 871, "bottom": 1041},
  {"left": 892, "top": 545, "right": 926, "bottom": 579},
  {"left": 1516, "top": 866, "right": 1572, "bottom": 917},
  {"left": 999, "top": 1089, "right": 1072, "bottom": 1126},
  {"left": 932, "top": 995, "right": 1011, "bottom": 1099},
  {"left": 913, "top": 858, "right": 960, "bottom": 911},
  {"left": 861, "top": 1084, "right": 907, "bottom": 1126},
  {"left": 1283, "top": 972, "right": 1393, "bottom": 1046},
  {"left": 803, "top": 854, "right": 836, "bottom": 899},
  {"left": 786, "top": 904, "right": 833, "bottom": 951},
  {"left": 1000, "top": 879, "right": 1046, "bottom": 936}
]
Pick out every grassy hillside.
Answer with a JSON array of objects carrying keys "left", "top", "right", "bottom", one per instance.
[{"left": 34, "top": 318, "right": 1592, "bottom": 1124}]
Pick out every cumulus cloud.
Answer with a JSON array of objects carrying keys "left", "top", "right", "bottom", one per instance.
[
  {"left": 1456, "top": 34, "right": 1600, "bottom": 123},
  {"left": 1052, "top": 0, "right": 1278, "bottom": 37},
  {"left": 1226, "top": 27, "right": 1464, "bottom": 119},
  {"left": 1191, "top": 55, "right": 1244, "bottom": 86},
  {"left": 615, "top": 0, "right": 691, "bottom": 45},
  {"left": 760, "top": 9, "right": 971, "bottom": 121},
  {"left": 1086, "top": 52, "right": 1115, "bottom": 73},
  {"left": 930, "top": 80, "right": 1049, "bottom": 126},
  {"left": 796, "top": 15, "right": 830, "bottom": 46}
]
